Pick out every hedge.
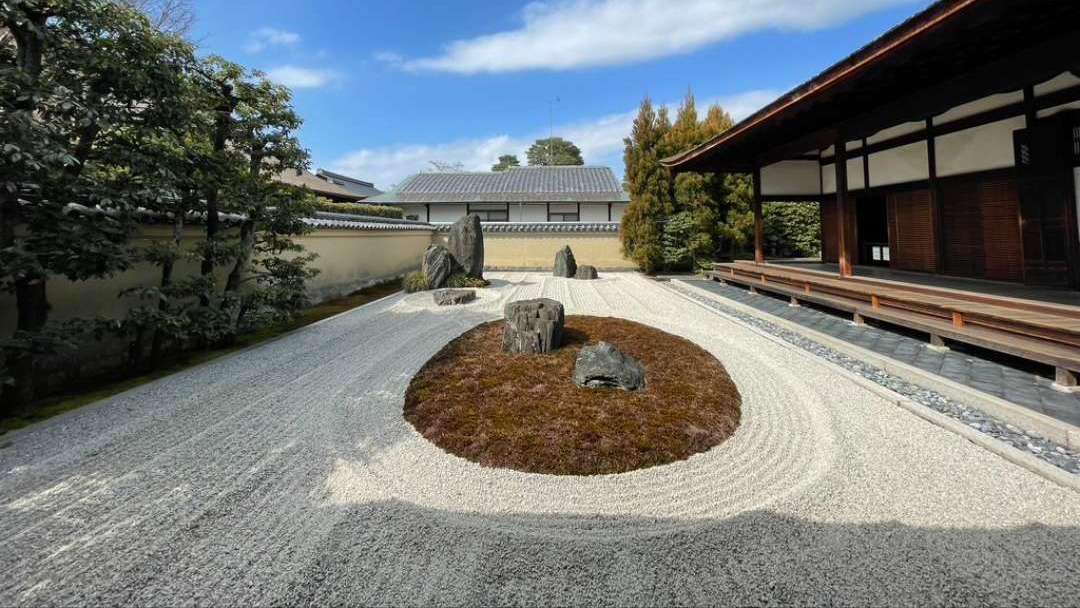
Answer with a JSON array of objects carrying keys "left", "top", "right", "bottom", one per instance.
[{"left": 314, "top": 199, "right": 404, "bottom": 219}]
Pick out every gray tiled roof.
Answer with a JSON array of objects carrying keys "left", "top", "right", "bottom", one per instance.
[
  {"left": 317, "top": 170, "right": 383, "bottom": 198},
  {"left": 303, "top": 211, "right": 435, "bottom": 232},
  {"left": 368, "top": 166, "right": 629, "bottom": 204},
  {"left": 435, "top": 221, "right": 619, "bottom": 233}
]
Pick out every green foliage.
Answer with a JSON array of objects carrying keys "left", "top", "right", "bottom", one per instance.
[
  {"left": 620, "top": 97, "right": 673, "bottom": 273},
  {"left": 491, "top": 154, "right": 520, "bottom": 172},
  {"left": 312, "top": 198, "right": 404, "bottom": 219},
  {"left": 446, "top": 273, "right": 490, "bottom": 288},
  {"left": 621, "top": 91, "right": 754, "bottom": 272},
  {"left": 526, "top": 137, "right": 584, "bottom": 166},
  {"left": 763, "top": 202, "right": 821, "bottom": 258},
  {"left": 402, "top": 271, "right": 430, "bottom": 293},
  {"left": 0, "top": 0, "right": 323, "bottom": 406}
]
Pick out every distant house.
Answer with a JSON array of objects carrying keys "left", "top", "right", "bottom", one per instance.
[
  {"left": 316, "top": 169, "right": 383, "bottom": 200},
  {"left": 275, "top": 169, "right": 382, "bottom": 203},
  {"left": 365, "top": 166, "right": 629, "bottom": 223}
]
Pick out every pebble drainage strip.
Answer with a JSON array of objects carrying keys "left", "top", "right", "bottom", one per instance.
[{"left": 667, "top": 280, "right": 1080, "bottom": 476}]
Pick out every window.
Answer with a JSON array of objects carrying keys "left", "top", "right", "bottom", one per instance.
[
  {"left": 547, "top": 202, "right": 580, "bottom": 222},
  {"left": 548, "top": 212, "right": 579, "bottom": 222},
  {"left": 470, "top": 209, "right": 508, "bottom": 221},
  {"left": 467, "top": 204, "right": 508, "bottom": 222}
]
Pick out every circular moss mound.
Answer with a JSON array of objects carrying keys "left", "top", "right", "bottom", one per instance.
[{"left": 404, "top": 316, "right": 742, "bottom": 476}]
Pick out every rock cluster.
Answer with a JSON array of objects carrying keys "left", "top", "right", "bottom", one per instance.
[
  {"left": 553, "top": 246, "right": 577, "bottom": 278},
  {"left": 432, "top": 289, "right": 476, "bottom": 306},
  {"left": 447, "top": 214, "right": 484, "bottom": 279},
  {"left": 573, "top": 341, "right": 646, "bottom": 391},
  {"left": 502, "top": 298, "right": 565, "bottom": 354}
]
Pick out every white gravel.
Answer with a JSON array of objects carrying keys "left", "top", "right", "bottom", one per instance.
[{"left": 1, "top": 272, "right": 1078, "bottom": 606}]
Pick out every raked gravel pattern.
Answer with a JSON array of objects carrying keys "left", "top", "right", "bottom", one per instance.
[
  {"left": 668, "top": 279, "right": 1080, "bottom": 475},
  {"left": 0, "top": 272, "right": 1078, "bottom": 607}
]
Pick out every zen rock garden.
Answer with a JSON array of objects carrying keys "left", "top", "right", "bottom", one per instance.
[{"left": 412, "top": 214, "right": 488, "bottom": 304}]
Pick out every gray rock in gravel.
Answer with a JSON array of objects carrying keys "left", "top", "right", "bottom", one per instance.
[
  {"left": 553, "top": 245, "right": 577, "bottom": 278},
  {"left": 422, "top": 244, "right": 459, "bottom": 289},
  {"left": 447, "top": 213, "right": 484, "bottom": 278},
  {"left": 502, "top": 298, "right": 564, "bottom": 354},
  {"left": 432, "top": 289, "right": 476, "bottom": 306},
  {"left": 575, "top": 265, "right": 598, "bottom": 280},
  {"left": 574, "top": 341, "right": 646, "bottom": 391}
]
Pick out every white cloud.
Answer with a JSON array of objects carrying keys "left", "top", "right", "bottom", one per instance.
[
  {"left": 245, "top": 27, "right": 301, "bottom": 53},
  {"left": 266, "top": 65, "right": 338, "bottom": 89},
  {"left": 373, "top": 51, "right": 404, "bottom": 67},
  {"left": 402, "top": 0, "right": 917, "bottom": 74},
  {"left": 328, "top": 89, "right": 777, "bottom": 189}
]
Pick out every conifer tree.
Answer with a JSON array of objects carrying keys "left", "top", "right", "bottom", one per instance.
[{"left": 619, "top": 97, "right": 672, "bottom": 273}]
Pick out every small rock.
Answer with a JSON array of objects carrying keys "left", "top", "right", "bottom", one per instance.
[
  {"left": 553, "top": 246, "right": 577, "bottom": 278},
  {"left": 422, "top": 244, "right": 460, "bottom": 289},
  {"left": 502, "top": 298, "right": 565, "bottom": 354},
  {"left": 432, "top": 289, "right": 476, "bottom": 306},
  {"left": 575, "top": 265, "right": 598, "bottom": 280},
  {"left": 574, "top": 341, "right": 646, "bottom": 391}
]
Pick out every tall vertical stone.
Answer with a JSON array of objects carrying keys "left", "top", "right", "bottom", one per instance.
[
  {"left": 447, "top": 213, "right": 484, "bottom": 278},
  {"left": 502, "top": 298, "right": 565, "bottom": 354},
  {"left": 553, "top": 245, "right": 577, "bottom": 278}
]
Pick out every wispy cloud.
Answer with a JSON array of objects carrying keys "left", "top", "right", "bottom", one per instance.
[
  {"left": 329, "top": 89, "right": 778, "bottom": 189},
  {"left": 245, "top": 27, "right": 301, "bottom": 53},
  {"left": 400, "top": 0, "right": 917, "bottom": 74},
  {"left": 265, "top": 65, "right": 339, "bottom": 89}
]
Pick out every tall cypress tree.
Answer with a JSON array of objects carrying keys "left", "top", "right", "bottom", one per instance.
[{"left": 619, "top": 97, "right": 672, "bottom": 273}]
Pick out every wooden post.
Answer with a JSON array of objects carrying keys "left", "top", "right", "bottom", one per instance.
[
  {"left": 852, "top": 311, "right": 865, "bottom": 326},
  {"left": 928, "top": 333, "right": 948, "bottom": 352},
  {"left": 927, "top": 117, "right": 944, "bottom": 274},
  {"left": 835, "top": 139, "right": 853, "bottom": 277},
  {"left": 752, "top": 166, "right": 764, "bottom": 264}
]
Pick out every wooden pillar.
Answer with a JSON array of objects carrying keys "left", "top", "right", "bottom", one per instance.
[
  {"left": 835, "top": 139, "right": 853, "bottom": 277},
  {"left": 927, "top": 117, "right": 944, "bottom": 274},
  {"left": 752, "top": 166, "right": 764, "bottom": 264}
]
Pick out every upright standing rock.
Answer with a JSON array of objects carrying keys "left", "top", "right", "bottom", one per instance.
[
  {"left": 447, "top": 213, "right": 484, "bottom": 278},
  {"left": 553, "top": 245, "right": 577, "bottom": 278},
  {"left": 422, "top": 244, "right": 459, "bottom": 289},
  {"left": 502, "top": 298, "right": 565, "bottom": 354}
]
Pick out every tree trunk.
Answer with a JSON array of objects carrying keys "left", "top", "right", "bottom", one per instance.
[
  {"left": 149, "top": 204, "right": 187, "bottom": 369},
  {"left": 199, "top": 88, "right": 237, "bottom": 305}
]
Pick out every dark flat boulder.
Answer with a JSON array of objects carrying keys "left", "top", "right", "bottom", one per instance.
[
  {"left": 575, "top": 265, "right": 598, "bottom": 280},
  {"left": 574, "top": 342, "right": 646, "bottom": 391},
  {"left": 553, "top": 246, "right": 577, "bottom": 278},
  {"left": 502, "top": 298, "right": 564, "bottom": 354},
  {"left": 422, "top": 244, "right": 459, "bottom": 289},
  {"left": 432, "top": 289, "right": 476, "bottom": 306},
  {"left": 447, "top": 213, "right": 484, "bottom": 278}
]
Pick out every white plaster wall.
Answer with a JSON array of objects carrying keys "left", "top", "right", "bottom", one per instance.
[
  {"left": 867, "top": 120, "right": 924, "bottom": 144},
  {"left": 1038, "top": 101, "right": 1080, "bottom": 119},
  {"left": 580, "top": 203, "right": 609, "bottom": 222},
  {"left": 934, "top": 90, "right": 1024, "bottom": 126},
  {"left": 429, "top": 204, "right": 468, "bottom": 223},
  {"left": 1034, "top": 72, "right": 1080, "bottom": 96},
  {"left": 847, "top": 156, "right": 865, "bottom": 191},
  {"left": 760, "top": 160, "right": 822, "bottom": 196},
  {"left": 549, "top": 202, "right": 578, "bottom": 214},
  {"left": 821, "top": 163, "right": 836, "bottom": 195},
  {"left": 935, "top": 116, "right": 1023, "bottom": 178},
  {"left": 869, "top": 141, "right": 929, "bottom": 187}
]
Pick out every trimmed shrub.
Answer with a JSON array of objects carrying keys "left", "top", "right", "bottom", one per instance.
[
  {"left": 446, "top": 273, "right": 490, "bottom": 288},
  {"left": 314, "top": 198, "right": 405, "bottom": 219},
  {"left": 403, "top": 271, "right": 430, "bottom": 293}
]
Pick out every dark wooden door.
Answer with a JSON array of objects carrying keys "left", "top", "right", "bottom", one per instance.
[
  {"left": 1016, "top": 121, "right": 1072, "bottom": 286},
  {"left": 887, "top": 188, "right": 937, "bottom": 273},
  {"left": 820, "top": 199, "right": 838, "bottom": 263}
]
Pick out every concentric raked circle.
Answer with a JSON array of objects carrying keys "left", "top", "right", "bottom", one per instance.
[{"left": 330, "top": 273, "right": 835, "bottom": 537}]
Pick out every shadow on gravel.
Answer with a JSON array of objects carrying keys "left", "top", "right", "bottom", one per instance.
[{"left": 276, "top": 500, "right": 1080, "bottom": 607}]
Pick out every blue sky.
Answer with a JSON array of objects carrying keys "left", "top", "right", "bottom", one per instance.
[{"left": 190, "top": 0, "right": 929, "bottom": 189}]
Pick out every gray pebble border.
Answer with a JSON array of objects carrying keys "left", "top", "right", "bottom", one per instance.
[{"left": 667, "top": 279, "right": 1080, "bottom": 476}]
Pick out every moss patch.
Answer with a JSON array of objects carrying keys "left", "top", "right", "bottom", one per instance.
[
  {"left": 1, "top": 281, "right": 401, "bottom": 435},
  {"left": 404, "top": 316, "right": 742, "bottom": 476}
]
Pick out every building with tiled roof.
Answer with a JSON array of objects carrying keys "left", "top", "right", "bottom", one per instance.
[{"left": 366, "top": 165, "right": 629, "bottom": 223}]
